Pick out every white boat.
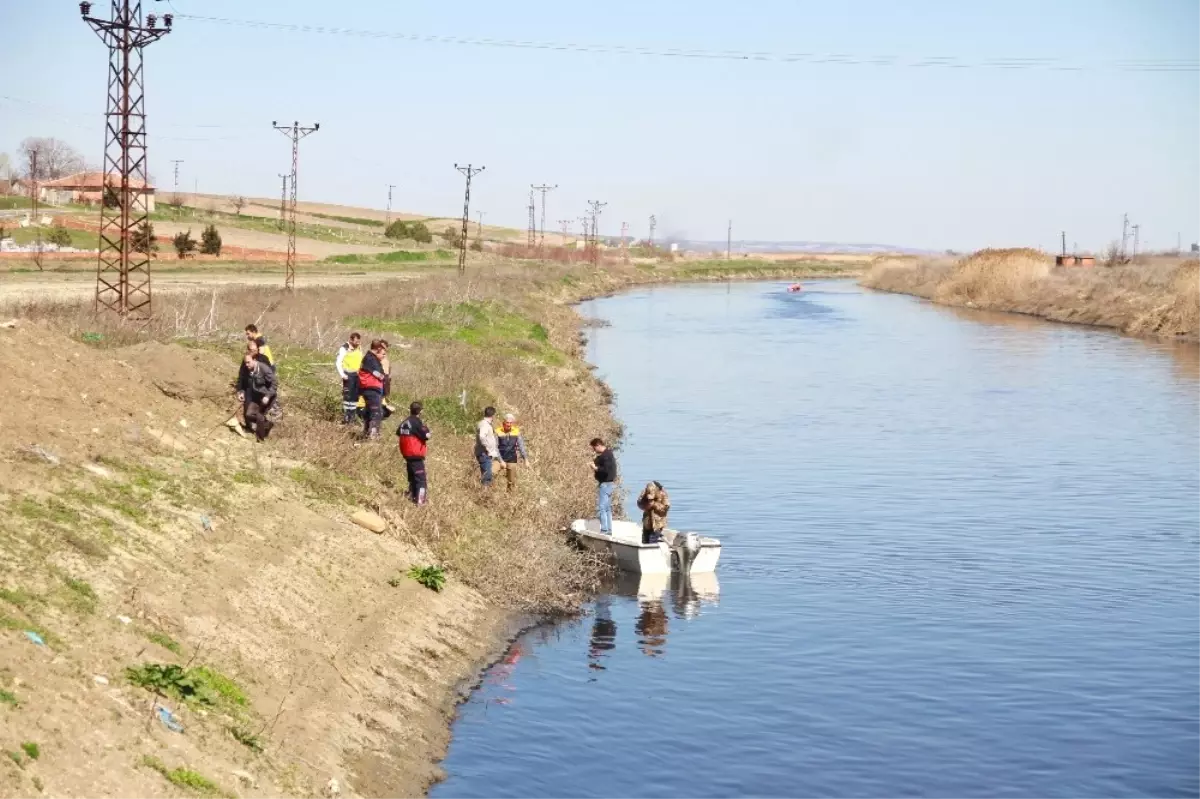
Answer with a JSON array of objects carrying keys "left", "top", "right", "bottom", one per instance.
[{"left": 570, "top": 518, "right": 721, "bottom": 575}]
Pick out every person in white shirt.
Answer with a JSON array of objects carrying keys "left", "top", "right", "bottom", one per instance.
[{"left": 474, "top": 406, "right": 501, "bottom": 486}]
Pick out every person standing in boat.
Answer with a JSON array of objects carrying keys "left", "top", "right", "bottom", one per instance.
[
  {"left": 590, "top": 438, "right": 616, "bottom": 535},
  {"left": 636, "top": 481, "right": 670, "bottom": 544}
]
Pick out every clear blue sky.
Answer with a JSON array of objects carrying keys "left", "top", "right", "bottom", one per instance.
[{"left": 1, "top": 0, "right": 1196, "bottom": 251}]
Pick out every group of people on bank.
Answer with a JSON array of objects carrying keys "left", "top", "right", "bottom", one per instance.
[{"left": 231, "top": 327, "right": 671, "bottom": 540}]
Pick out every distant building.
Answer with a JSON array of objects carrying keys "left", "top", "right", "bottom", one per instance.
[
  {"left": 1055, "top": 255, "right": 1095, "bottom": 266},
  {"left": 38, "top": 171, "right": 156, "bottom": 212}
]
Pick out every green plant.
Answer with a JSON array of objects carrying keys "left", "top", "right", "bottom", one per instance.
[
  {"left": 141, "top": 755, "right": 225, "bottom": 796},
  {"left": 230, "top": 726, "right": 263, "bottom": 752},
  {"left": 441, "top": 225, "right": 461, "bottom": 247},
  {"left": 45, "top": 223, "right": 71, "bottom": 248},
  {"left": 200, "top": 224, "right": 221, "bottom": 256},
  {"left": 6, "top": 750, "right": 20, "bottom": 766},
  {"left": 20, "top": 742, "right": 39, "bottom": 760},
  {"left": 410, "top": 221, "right": 432, "bottom": 244},
  {"left": 384, "top": 219, "right": 411, "bottom": 240},
  {"left": 145, "top": 630, "right": 182, "bottom": 655},
  {"left": 189, "top": 666, "right": 247, "bottom": 707},
  {"left": 172, "top": 229, "right": 197, "bottom": 259},
  {"left": 408, "top": 565, "right": 446, "bottom": 592},
  {"left": 132, "top": 221, "right": 155, "bottom": 254},
  {"left": 63, "top": 576, "right": 97, "bottom": 613},
  {"left": 231, "top": 469, "right": 264, "bottom": 485},
  {"left": 0, "top": 588, "right": 35, "bottom": 611},
  {"left": 126, "top": 663, "right": 204, "bottom": 701}
]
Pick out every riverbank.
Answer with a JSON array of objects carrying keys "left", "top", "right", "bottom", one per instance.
[
  {"left": 860, "top": 249, "right": 1200, "bottom": 342},
  {"left": 0, "top": 257, "right": 851, "bottom": 797}
]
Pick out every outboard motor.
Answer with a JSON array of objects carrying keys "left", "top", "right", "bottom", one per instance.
[{"left": 670, "top": 532, "right": 702, "bottom": 573}]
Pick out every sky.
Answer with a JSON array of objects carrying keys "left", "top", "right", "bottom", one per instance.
[{"left": 0, "top": 0, "right": 1196, "bottom": 252}]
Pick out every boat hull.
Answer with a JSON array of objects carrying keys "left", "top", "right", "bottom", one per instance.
[{"left": 570, "top": 519, "right": 721, "bottom": 575}]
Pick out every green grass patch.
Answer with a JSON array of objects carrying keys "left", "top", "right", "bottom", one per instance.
[
  {"left": 270, "top": 346, "right": 341, "bottom": 417},
  {"left": 0, "top": 197, "right": 33, "bottom": 210},
  {"left": 125, "top": 663, "right": 246, "bottom": 710},
  {"left": 350, "top": 301, "right": 564, "bottom": 365},
  {"left": 8, "top": 226, "right": 96, "bottom": 250},
  {"left": 231, "top": 470, "right": 265, "bottom": 485},
  {"left": 144, "top": 630, "right": 182, "bottom": 655},
  {"left": 324, "top": 249, "right": 445, "bottom": 265},
  {"left": 6, "top": 750, "right": 21, "bottom": 766},
  {"left": 189, "top": 666, "right": 247, "bottom": 707},
  {"left": 229, "top": 726, "right": 264, "bottom": 752},
  {"left": 13, "top": 497, "right": 82, "bottom": 526},
  {"left": 20, "top": 742, "right": 39, "bottom": 760},
  {"left": 0, "top": 588, "right": 36, "bottom": 611},
  {"left": 0, "top": 689, "right": 18, "bottom": 707},
  {"left": 62, "top": 576, "right": 97, "bottom": 613},
  {"left": 141, "top": 755, "right": 227, "bottom": 797},
  {"left": 307, "top": 212, "right": 385, "bottom": 227}
]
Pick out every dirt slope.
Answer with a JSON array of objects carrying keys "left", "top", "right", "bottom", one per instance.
[{"left": 0, "top": 323, "right": 506, "bottom": 798}]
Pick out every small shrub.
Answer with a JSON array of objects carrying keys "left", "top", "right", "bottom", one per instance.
[
  {"left": 141, "top": 755, "right": 225, "bottom": 797},
  {"left": 20, "top": 742, "right": 39, "bottom": 760},
  {"left": 384, "top": 220, "right": 411, "bottom": 240},
  {"left": 126, "top": 663, "right": 247, "bottom": 708},
  {"left": 172, "top": 229, "right": 196, "bottom": 259},
  {"left": 200, "top": 224, "right": 221, "bottom": 256},
  {"left": 0, "top": 689, "right": 18, "bottom": 707},
  {"left": 410, "top": 221, "right": 432, "bottom": 244},
  {"left": 145, "top": 630, "right": 182, "bottom": 654},
  {"left": 441, "top": 225, "right": 461, "bottom": 247},
  {"left": 132, "top": 221, "right": 155, "bottom": 253},
  {"left": 45, "top": 223, "right": 71, "bottom": 247},
  {"left": 230, "top": 726, "right": 263, "bottom": 752},
  {"left": 408, "top": 565, "right": 446, "bottom": 592}
]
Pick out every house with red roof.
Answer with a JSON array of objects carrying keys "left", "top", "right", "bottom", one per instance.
[{"left": 39, "top": 171, "right": 157, "bottom": 212}]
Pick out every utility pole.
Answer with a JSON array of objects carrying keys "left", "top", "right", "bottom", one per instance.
[
  {"left": 526, "top": 189, "right": 537, "bottom": 250},
  {"left": 586, "top": 200, "right": 607, "bottom": 265},
  {"left": 558, "top": 218, "right": 572, "bottom": 259},
  {"left": 531, "top": 183, "right": 557, "bottom": 253},
  {"left": 82, "top": 0, "right": 173, "bottom": 317},
  {"left": 454, "top": 163, "right": 484, "bottom": 274},
  {"left": 648, "top": 214, "right": 657, "bottom": 250},
  {"left": 1120, "top": 213, "right": 1130, "bottom": 260},
  {"left": 28, "top": 150, "right": 42, "bottom": 271},
  {"left": 273, "top": 120, "right": 320, "bottom": 290},
  {"left": 1131, "top": 224, "right": 1141, "bottom": 258},
  {"left": 476, "top": 210, "right": 485, "bottom": 239},
  {"left": 169, "top": 158, "right": 182, "bottom": 207},
  {"left": 276, "top": 173, "right": 288, "bottom": 230},
  {"left": 727, "top": 219, "right": 732, "bottom": 261},
  {"left": 1177, "top": 232, "right": 1182, "bottom": 254},
  {"left": 620, "top": 221, "right": 629, "bottom": 264},
  {"left": 1061, "top": 230, "right": 1067, "bottom": 257},
  {"left": 385, "top": 184, "right": 395, "bottom": 225}
]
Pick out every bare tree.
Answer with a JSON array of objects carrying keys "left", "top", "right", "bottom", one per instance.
[
  {"left": 18, "top": 138, "right": 86, "bottom": 181},
  {"left": 231, "top": 196, "right": 247, "bottom": 216}
]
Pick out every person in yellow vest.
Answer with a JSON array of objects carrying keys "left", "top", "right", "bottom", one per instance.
[
  {"left": 495, "top": 413, "right": 528, "bottom": 492},
  {"left": 335, "top": 333, "right": 363, "bottom": 425}
]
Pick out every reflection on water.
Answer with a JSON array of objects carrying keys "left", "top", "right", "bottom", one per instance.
[{"left": 435, "top": 281, "right": 1198, "bottom": 799}]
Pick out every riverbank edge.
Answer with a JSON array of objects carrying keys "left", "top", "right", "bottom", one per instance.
[{"left": 859, "top": 253, "right": 1200, "bottom": 343}]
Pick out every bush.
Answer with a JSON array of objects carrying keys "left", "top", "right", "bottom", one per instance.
[
  {"left": 200, "top": 224, "right": 221, "bottom": 256},
  {"left": 441, "top": 225, "right": 461, "bottom": 247},
  {"left": 132, "top": 221, "right": 155, "bottom": 254},
  {"left": 408, "top": 565, "right": 446, "bottom": 592},
  {"left": 410, "top": 221, "right": 432, "bottom": 244},
  {"left": 470, "top": 238, "right": 483, "bottom": 252},
  {"left": 45, "top": 223, "right": 71, "bottom": 247},
  {"left": 172, "top": 229, "right": 196, "bottom": 259},
  {"left": 384, "top": 220, "right": 411, "bottom": 240}
]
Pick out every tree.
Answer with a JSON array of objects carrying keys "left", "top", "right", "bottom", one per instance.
[
  {"left": 231, "top": 196, "right": 247, "bottom": 216},
  {"left": 410, "top": 221, "right": 432, "bottom": 244},
  {"left": 45, "top": 223, "right": 72, "bottom": 247},
  {"left": 385, "top": 219, "right": 412, "bottom": 240},
  {"left": 173, "top": 229, "right": 197, "bottom": 259},
  {"left": 19, "top": 137, "right": 85, "bottom": 180},
  {"left": 441, "top": 225, "right": 462, "bottom": 248},
  {"left": 132, "top": 221, "right": 156, "bottom": 254},
  {"left": 200, "top": 224, "right": 222, "bottom": 256}
]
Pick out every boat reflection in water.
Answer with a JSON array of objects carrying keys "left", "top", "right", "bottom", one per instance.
[{"left": 587, "top": 571, "right": 720, "bottom": 673}]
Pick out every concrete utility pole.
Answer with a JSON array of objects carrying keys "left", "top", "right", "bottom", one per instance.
[
  {"left": 476, "top": 210, "right": 485, "bottom": 239},
  {"left": 727, "top": 219, "right": 732, "bottom": 260},
  {"left": 621, "top": 221, "right": 629, "bottom": 264},
  {"left": 454, "top": 163, "right": 485, "bottom": 274},
  {"left": 1131, "top": 224, "right": 1141, "bottom": 258},
  {"left": 1120, "top": 213, "right": 1130, "bottom": 259},
  {"left": 526, "top": 189, "right": 537, "bottom": 250},
  {"left": 273, "top": 120, "right": 320, "bottom": 290},
  {"left": 277, "top": 173, "right": 288, "bottom": 230},
  {"left": 648, "top": 214, "right": 657, "bottom": 249},
  {"left": 28, "top": 150, "right": 42, "bottom": 271},
  {"left": 1061, "top": 230, "right": 1067, "bottom": 257},
  {"left": 386, "top": 184, "right": 395, "bottom": 225},
  {"left": 82, "top": 0, "right": 173, "bottom": 316},
  {"left": 170, "top": 158, "right": 183, "bottom": 205},
  {"left": 531, "top": 183, "right": 557, "bottom": 253},
  {"left": 586, "top": 200, "right": 607, "bottom": 265}
]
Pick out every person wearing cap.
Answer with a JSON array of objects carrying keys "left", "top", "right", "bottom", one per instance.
[
  {"left": 495, "top": 412, "right": 528, "bottom": 492},
  {"left": 397, "top": 401, "right": 432, "bottom": 505}
]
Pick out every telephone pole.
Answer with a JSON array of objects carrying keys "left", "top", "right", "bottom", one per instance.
[
  {"left": 385, "top": 184, "right": 395, "bottom": 224},
  {"left": 727, "top": 219, "right": 732, "bottom": 260},
  {"left": 276, "top": 173, "right": 288, "bottom": 230},
  {"left": 531, "top": 183, "right": 557, "bottom": 253},
  {"left": 273, "top": 120, "right": 319, "bottom": 290},
  {"left": 648, "top": 214, "right": 657, "bottom": 250},
  {"left": 477, "top": 210, "right": 485, "bottom": 239},
  {"left": 169, "top": 158, "right": 182, "bottom": 205},
  {"left": 1120, "top": 213, "right": 1130, "bottom": 260},
  {"left": 1061, "top": 230, "right": 1067, "bottom": 257},
  {"left": 82, "top": 0, "right": 173, "bottom": 316},
  {"left": 454, "top": 163, "right": 484, "bottom": 274},
  {"left": 1131, "top": 224, "right": 1141, "bottom": 258},
  {"left": 620, "top": 221, "right": 629, "bottom": 264},
  {"left": 28, "top": 150, "right": 42, "bottom": 271},
  {"left": 526, "top": 188, "right": 537, "bottom": 250},
  {"left": 586, "top": 200, "right": 607, "bottom": 265}
]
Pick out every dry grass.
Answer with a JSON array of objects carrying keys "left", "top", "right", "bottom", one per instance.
[{"left": 862, "top": 249, "right": 1200, "bottom": 341}]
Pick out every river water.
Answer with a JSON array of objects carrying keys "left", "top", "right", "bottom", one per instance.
[{"left": 433, "top": 281, "right": 1200, "bottom": 798}]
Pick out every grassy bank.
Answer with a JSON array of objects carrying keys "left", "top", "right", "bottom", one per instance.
[
  {"left": 0, "top": 257, "right": 841, "bottom": 797},
  {"left": 861, "top": 249, "right": 1200, "bottom": 341}
]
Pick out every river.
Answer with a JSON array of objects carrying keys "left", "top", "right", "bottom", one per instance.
[{"left": 432, "top": 280, "right": 1200, "bottom": 798}]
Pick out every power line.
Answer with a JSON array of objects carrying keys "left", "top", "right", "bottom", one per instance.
[
  {"left": 531, "top": 183, "right": 557, "bottom": 255},
  {"left": 273, "top": 120, "right": 320, "bottom": 290},
  {"left": 172, "top": 13, "right": 1199, "bottom": 73},
  {"left": 83, "top": 0, "right": 173, "bottom": 318}
]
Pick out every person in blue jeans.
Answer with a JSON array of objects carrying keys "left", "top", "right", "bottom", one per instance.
[{"left": 590, "top": 437, "right": 617, "bottom": 534}]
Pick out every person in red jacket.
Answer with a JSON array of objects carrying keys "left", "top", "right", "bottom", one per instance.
[
  {"left": 357, "top": 340, "right": 388, "bottom": 440},
  {"left": 397, "top": 401, "right": 431, "bottom": 505}
]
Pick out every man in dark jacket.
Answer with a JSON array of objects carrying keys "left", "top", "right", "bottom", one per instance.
[
  {"left": 397, "top": 401, "right": 431, "bottom": 505},
  {"left": 227, "top": 342, "right": 273, "bottom": 438},
  {"left": 357, "top": 340, "right": 387, "bottom": 440},
  {"left": 590, "top": 437, "right": 616, "bottom": 535},
  {"left": 237, "top": 351, "right": 277, "bottom": 442}
]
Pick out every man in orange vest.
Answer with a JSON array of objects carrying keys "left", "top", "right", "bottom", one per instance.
[
  {"left": 357, "top": 340, "right": 387, "bottom": 440},
  {"left": 397, "top": 401, "right": 431, "bottom": 505}
]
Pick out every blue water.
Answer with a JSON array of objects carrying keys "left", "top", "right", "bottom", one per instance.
[{"left": 433, "top": 281, "right": 1200, "bottom": 798}]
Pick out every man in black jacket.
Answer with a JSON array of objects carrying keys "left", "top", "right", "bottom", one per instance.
[
  {"left": 590, "top": 437, "right": 616, "bottom": 535},
  {"left": 237, "top": 351, "right": 277, "bottom": 442}
]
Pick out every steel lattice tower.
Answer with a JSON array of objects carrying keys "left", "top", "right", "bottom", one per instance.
[
  {"left": 531, "top": 183, "right": 557, "bottom": 254},
  {"left": 273, "top": 121, "right": 319, "bottom": 290},
  {"left": 527, "top": 189, "right": 537, "bottom": 249},
  {"left": 82, "top": 0, "right": 172, "bottom": 317}
]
